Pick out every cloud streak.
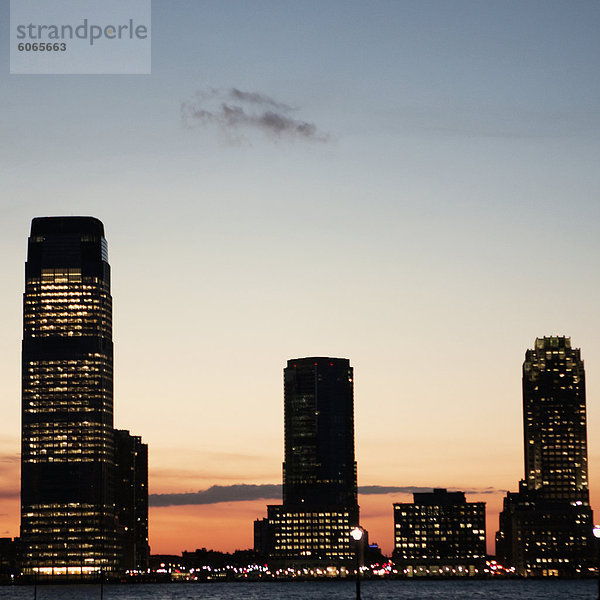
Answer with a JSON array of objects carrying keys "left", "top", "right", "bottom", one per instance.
[
  {"left": 181, "top": 88, "right": 328, "bottom": 142},
  {"left": 150, "top": 484, "right": 505, "bottom": 507},
  {"left": 150, "top": 484, "right": 282, "bottom": 507},
  {"left": 359, "top": 485, "right": 504, "bottom": 495}
]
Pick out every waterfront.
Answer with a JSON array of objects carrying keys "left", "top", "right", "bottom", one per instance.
[{"left": 0, "top": 580, "right": 595, "bottom": 599}]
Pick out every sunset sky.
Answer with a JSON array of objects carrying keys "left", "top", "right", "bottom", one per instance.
[{"left": 1, "top": 0, "right": 600, "bottom": 556}]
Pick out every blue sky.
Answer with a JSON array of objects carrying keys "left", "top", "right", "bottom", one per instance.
[{"left": 1, "top": 0, "right": 599, "bottom": 552}]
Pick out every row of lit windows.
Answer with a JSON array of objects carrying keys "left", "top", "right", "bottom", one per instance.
[
  {"left": 24, "top": 422, "right": 111, "bottom": 433},
  {"left": 28, "top": 367, "right": 104, "bottom": 375},
  {"left": 27, "top": 358, "right": 110, "bottom": 368},
  {"left": 25, "top": 406, "right": 109, "bottom": 415},
  {"left": 25, "top": 389, "right": 111, "bottom": 396},
  {"left": 24, "top": 504, "right": 109, "bottom": 515},
  {"left": 24, "top": 395, "right": 112, "bottom": 405},
  {"left": 276, "top": 544, "right": 349, "bottom": 551},
  {"left": 24, "top": 456, "right": 112, "bottom": 464},
  {"left": 276, "top": 512, "right": 350, "bottom": 520}
]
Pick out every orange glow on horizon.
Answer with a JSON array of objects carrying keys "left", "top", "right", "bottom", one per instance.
[{"left": 0, "top": 483, "right": 598, "bottom": 558}]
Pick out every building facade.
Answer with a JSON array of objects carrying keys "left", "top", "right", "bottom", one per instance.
[
  {"left": 522, "top": 336, "right": 588, "bottom": 501},
  {"left": 21, "top": 217, "right": 118, "bottom": 577},
  {"left": 496, "top": 336, "right": 594, "bottom": 576},
  {"left": 114, "top": 430, "right": 149, "bottom": 572},
  {"left": 20, "top": 216, "right": 147, "bottom": 578},
  {"left": 393, "top": 489, "right": 486, "bottom": 576},
  {"left": 264, "top": 357, "right": 360, "bottom": 566}
]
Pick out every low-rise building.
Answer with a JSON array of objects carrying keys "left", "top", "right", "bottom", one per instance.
[{"left": 393, "top": 488, "right": 486, "bottom": 576}]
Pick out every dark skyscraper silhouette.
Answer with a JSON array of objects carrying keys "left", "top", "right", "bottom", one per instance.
[
  {"left": 262, "top": 357, "right": 360, "bottom": 566},
  {"left": 114, "top": 430, "right": 149, "bottom": 572},
  {"left": 20, "top": 217, "right": 147, "bottom": 578},
  {"left": 496, "top": 336, "right": 594, "bottom": 576},
  {"left": 282, "top": 357, "right": 358, "bottom": 511}
]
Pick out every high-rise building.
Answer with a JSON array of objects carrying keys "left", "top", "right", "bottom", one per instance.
[
  {"left": 20, "top": 216, "right": 147, "bottom": 579},
  {"left": 522, "top": 337, "right": 588, "bottom": 501},
  {"left": 393, "top": 489, "right": 486, "bottom": 576},
  {"left": 263, "top": 357, "right": 360, "bottom": 566},
  {"left": 114, "top": 430, "right": 149, "bottom": 572},
  {"left": 496, "top": 336, "right": 594, "bottom": 576}
]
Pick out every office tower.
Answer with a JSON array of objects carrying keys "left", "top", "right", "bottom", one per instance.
[
  {"left": 393, "top": 489, "right": 486, "bottom": 577},
  {"left": 21, "top": 217, "right": 118, "bottom": 577},
  {"left": 282, "top": 357, "right": 357, "bottom": 509},
  {"left": 114, "top": 430, "right": 149, "bottom": 572},
  {"left": 522, "top": 337, "right": 588, "bottom": 501},
  {"left": 496, "top": 336, "right": 594, "bottom": 576},
  {"left": 265, "top": 357, "right": 360, "bottom": 566}
]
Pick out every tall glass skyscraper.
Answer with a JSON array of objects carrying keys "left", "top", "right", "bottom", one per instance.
[
  {"left": 496, "top": 336, "right": 594, "bottom": 576},
  {"left": 522, "top": 336, "right": 588, "bottom": 501},
  {"left": 265, "top": 357, "right": 360, "bottom": 566},
  {"left": 21, "top": 217, "right": 119, "bottom": 577},
  {"left": 282, "top": 357, "right": 358, "bottom": 511}
]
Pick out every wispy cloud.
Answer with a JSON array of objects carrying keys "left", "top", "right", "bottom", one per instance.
[
  {"left": 150, "top": 483, "right": 505, "bottom": 507},
  {"left": 229, "top": 88, "right": 291, "bottom": 111},
  {"left": 0, "top": 454, "right": 19, "bottom": 464},
  {"left": 181, "top": 88, "right": 328, "bottom": 142}
]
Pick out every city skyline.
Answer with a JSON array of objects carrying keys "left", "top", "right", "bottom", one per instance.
[
  {"left": 1, "top": 1, "right": 599, "bottom": 557},
  {"left": 9, "top": 253, "right": 600, "bottom": 558}
]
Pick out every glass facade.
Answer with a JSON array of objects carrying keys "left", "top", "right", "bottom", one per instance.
[
  {"left": 265, "top": 357, "right": 359, "bottom": 566},
  {"left": 523, "top": 336, "right": 588, "bottom": 501},
  {"left": 496, "top": 337, "right": 594, "bottom": 576},
  {"left": 283, "top": 358, "right": 357, "bottom": 511},
  {"left": 21, "top": 217, "right": 119, "bottom": 577}
]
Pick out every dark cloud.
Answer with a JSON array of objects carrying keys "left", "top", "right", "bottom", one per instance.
[
  {"left": 230, "top": 88, "right": 291, "bottom": 111},
  {"left": 150, "top": 484, "right": 505, "bottom": 507},
  {"left": 0, "top": 489, "right": 20, "bottom": 500},
  {"left": 359, "top": 485, "right": 505, "bottom": 496},
  {"left": 359, "top": 486, "right": 433, "bottom": 495},
  {"left": 181, "top": 88, "right": 328, "bottom": 142},
  {"left": 464, "top": 487, "right": 507, "bottom": 495},
  {"left": 150, "top": 484, "right": 282, "bottom": 507}
]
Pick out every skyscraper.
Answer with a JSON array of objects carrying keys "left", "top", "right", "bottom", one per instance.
[
  {"left": 21, "top": 217, "right": 118, "bottom": 577},
  {"left": 283, "top": 357, "right": 357, "bottom": 510},
  {"left": 114, "top": 430, "right": 149, "bottom": 572},
  {"left": 264, "top": 357, "right": 359, "bottom": 566},
  {"left": 522, "top": 336, "right": 588, "bottom": 502},
  {"left": 496, "top": 336, "right": 594, "bottom": 576}
]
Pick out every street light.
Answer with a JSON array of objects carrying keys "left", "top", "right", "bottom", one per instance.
[
  {"left": 350, "top": 527, "right": 363, "bottom": 600},
  {"left": 593, "top": 525, "right": 600, "bottom": 600}
]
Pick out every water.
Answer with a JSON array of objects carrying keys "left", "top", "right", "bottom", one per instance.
[{"left": 0, "top": 580, "right": 595, "bottom": 600}]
